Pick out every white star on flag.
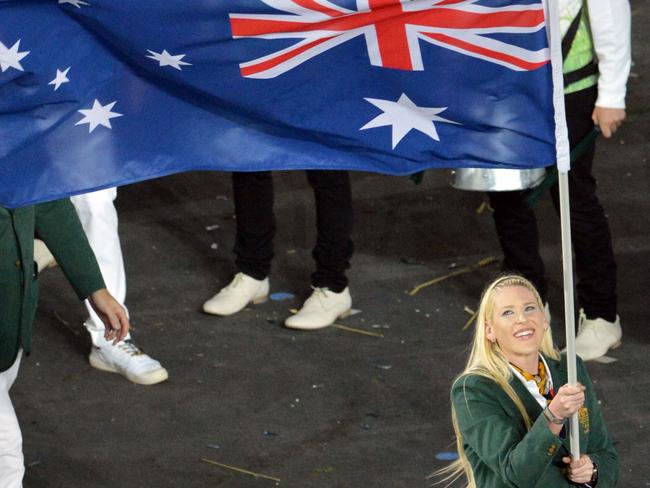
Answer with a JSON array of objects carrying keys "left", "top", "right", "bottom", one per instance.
[
  {"left": 58, "top": 0, "right": 90, "bottom": 7},
  {"left": 76, "top": 99, "right": 123, "bottom": 133},
  {"left": 146, "top": 49, "right": 191, "bottom": 70},
  {"left": 361, "top": 93, "right": 460, "bottom": 149},
  {"left": 49, "top": 67, "right": 71, "bottom": 91},
  {"left": 0, "top": 40, "right": 29, "bottom": 73}
]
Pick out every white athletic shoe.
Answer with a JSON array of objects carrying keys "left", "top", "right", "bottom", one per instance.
[
  {"left": 202, "top": 272, "right": 269, "bottom": 316},
  {"left": 285, "top": 287, "right": 352, "bottom": 330},
  {"left": 574, "top": 309, "right": 622, "bottom": 361},
  {"left": 34, "top": 239, "right": 56, "bottom": 272},
  {"left": 89, "top": 337, "right": 168, "bottom": 385}
]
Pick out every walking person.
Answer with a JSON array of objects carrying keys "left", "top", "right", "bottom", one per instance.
[
  {"left": 1, "top": 199, "right": 129, "bottom": 487},
  {"left": 487, "top": 0, "right": 631, "bottom": 360}
]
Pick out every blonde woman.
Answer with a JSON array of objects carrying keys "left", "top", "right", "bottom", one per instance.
[{"left": 441, "top": 275, "right": 618, "bottom": 487}]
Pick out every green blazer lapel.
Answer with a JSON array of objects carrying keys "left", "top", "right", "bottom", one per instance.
[
  {"left": 545, "top": 353, "right": 567, "bottom": 394},
  {"left": 508, "top": 374, "right": 544, "bottom": 419}
]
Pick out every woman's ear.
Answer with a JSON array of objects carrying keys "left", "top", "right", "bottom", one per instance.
[
  {"left": 543, "top": 318, "right": 550, "bottom": 331},
  {"left": 485, "top": 321, "right": 495, "bottom": 342}
]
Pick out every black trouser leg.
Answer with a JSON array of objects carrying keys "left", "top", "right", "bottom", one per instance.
[
  {"left": 549, "top": 87, "right": 617, "bottom": 321},
  {"left": 306, "top": 170, "right": 354, "bottom": 293},
  {"left": 488, "top": 189, "right": 548, "bottom": 301},
  {"left": 232, "top": 171, "right": 275, "bottom": 280}
]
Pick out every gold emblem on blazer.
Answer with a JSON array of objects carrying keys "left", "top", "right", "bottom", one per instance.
[{"left": 578, "top": 406, "right": 590, "bottom": 433}]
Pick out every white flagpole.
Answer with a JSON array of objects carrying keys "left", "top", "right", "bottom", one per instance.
[
  {"left": 544, "top": 0, "right": 580, "bottom": 458},
  {"left": 558, "top": 172, "right": 580, "bottom": 459}
]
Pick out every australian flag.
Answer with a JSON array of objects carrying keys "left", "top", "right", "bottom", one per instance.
[{"left": 0, "top": 0, "right": 558, "bottom": 208}]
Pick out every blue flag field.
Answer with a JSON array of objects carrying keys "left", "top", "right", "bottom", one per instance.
[{"left": 0, "top": 0, "right": 558, "bottom": 208}]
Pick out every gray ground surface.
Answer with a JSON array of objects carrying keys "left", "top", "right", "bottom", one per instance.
[{"left": 14, "top": 2, "right": 649, "bottom": 487}]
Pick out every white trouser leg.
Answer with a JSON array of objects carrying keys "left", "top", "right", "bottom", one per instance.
[
  {"left": 70, "top": 188, "right": 130, "bottom": 345},
  {"left": 0, "top": 352, "right": 24, "bottom": 488}
]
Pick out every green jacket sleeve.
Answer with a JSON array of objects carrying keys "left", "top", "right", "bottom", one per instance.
[
  {"left": 452, "top": 374, "right": 570, "bottom": 488},
  {"left": 578, "top": 358, "right": 619, "bottom": 487},
  {"left": 34, "top": 199, "right": 105, "bottom": 300}
]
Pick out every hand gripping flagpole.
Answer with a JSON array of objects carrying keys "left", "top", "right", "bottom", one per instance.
[{"left": 544, "top": 0, "right": 580, "bottom": 459}]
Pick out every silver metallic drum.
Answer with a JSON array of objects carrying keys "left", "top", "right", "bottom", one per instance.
[{"left": 450, "top": 167, "right": 547, "bottom": 192}]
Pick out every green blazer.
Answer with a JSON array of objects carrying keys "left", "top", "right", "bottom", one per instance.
[
  {"left": 452, "top": 354, "right": 618, "bottom": 488},
  {"left": 0, "top": 199, "right": 105, "bottom": 372}
]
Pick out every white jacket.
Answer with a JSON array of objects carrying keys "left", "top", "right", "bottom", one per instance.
[{"left": 559, "top": 0, "right": 631, "bottom": 108}]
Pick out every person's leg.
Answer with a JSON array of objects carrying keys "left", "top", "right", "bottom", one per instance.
[
  {"left": 549, "top": 86, "right": 620, "bottom": 360},
  {"left": 70, "top": 188, "right": 168, "bottom": 385},
  {"left": 203, "top": 172, "right": 274, "bottom": 316},
  {"left": 549, "top": 87, "right": 617, "bottom": 322},
  {"left": 0, "top": 352, "right": 24, "bottom": 488},
  {"left": 307, "top": 170, "right": 354, "bottom": 293},
  {"left": 285, "top": 170, "right": 353, "bottom": 330},
  {"left": 70, "top": 188, "right": 128, "bottom": 342},
  {"left": 487, "top": 190, "right": 548, "bottom": 302},
  {"left": 233, "top": 171, "right": 276, "bottom": 280}
]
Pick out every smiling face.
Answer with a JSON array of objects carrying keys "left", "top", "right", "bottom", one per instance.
[{"left": 485, "top": 285, "right": 548, "bottom": 372}]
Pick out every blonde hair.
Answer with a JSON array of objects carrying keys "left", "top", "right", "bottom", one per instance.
[{"left": 434, "top": 275, "right": 560, "bottom": 487}]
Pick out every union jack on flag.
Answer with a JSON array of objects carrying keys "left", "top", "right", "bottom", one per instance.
[
  {"left": 230, "top": 0, "right": 550, "bottom": 78},
  {"left": 0, "top": 0, "right": 562, "bottom": 208}
]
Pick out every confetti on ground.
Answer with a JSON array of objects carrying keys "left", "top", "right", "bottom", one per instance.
[
  {"left": 200, "top": 458, "right": 281, "bottom": 483},
  {"left": 476, "top": 201, "right": 493, "bottom": 214},
  {"left": 205, "top": 224, "right": 220, "bottom": 231},
  {"left": 374, "top": 364, "right": 392, "bottom": 370},
  {"left": 312, "top": 384, "right": 325, "bottom": 389},
  {"left": 593, "top": 356, "right": 618, "bottom": 364},
  {"left": 270, "top": 292, "right": 295, "bottom": 301},
  {"left": 409, "top": 256, "right": 498, "bottom": 296},
  {"left": 462, "top": 306, "right": 477, "bottom": 331},
  {"left": 263, "top": 430, "right": 279, "bottom": 437},
  {"left": 54, "top": 310, "right": 80, "bottom": 336},
  {"left": 210, "top": 243, "right": 218, "bottom": 250},
  {"left": 332, "top": 324, "right": 384, "bottom": 338},
  {"left": 206, "top": 444, "right": 221, "bottom": 450},
  {"left": 435, "top": 451, "right": 459, "bottom": 461},
  {"left": 348, "top": 309, "right": 362, "bottom": 316}
]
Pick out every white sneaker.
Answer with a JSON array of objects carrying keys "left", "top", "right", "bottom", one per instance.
[
  {"left": 34, "top": 239, "right": 56, "bottom": 272},
  {"left": 575, "top": 309, "right": 622, "bottom": 361},
  {"left": 202, "top": 272, "right": 269, "bottom": 316},
  {"left": 285, "top": 287, "right": 352, "bottom": 330},
  {"left": 89, "top": 337, "right": 168, "bottom": 385}
]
